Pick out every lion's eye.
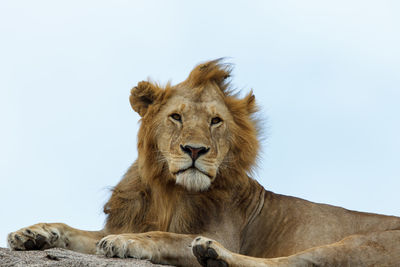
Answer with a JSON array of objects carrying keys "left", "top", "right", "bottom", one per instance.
[
  {"left": 211, "top": 117, "right": 222, "bottom": 125},
  {"left": 170, "top": 113, "right": 182, "bottom": 122}
]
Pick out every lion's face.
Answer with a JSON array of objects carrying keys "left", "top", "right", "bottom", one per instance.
[
  {"left": 130, "top": 60, "right": 259, "bottom": 192},
  {"left": 155, "top": 85, "right": 232, "bottom": 191}
]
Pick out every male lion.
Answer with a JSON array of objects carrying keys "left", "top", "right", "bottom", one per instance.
[{"left": 8, "top": 60, "right": 400, "bottom": 266}]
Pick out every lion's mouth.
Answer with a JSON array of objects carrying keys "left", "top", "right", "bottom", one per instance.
[{"left": 175, "top": 167, "right": 212, "bottom": 179}]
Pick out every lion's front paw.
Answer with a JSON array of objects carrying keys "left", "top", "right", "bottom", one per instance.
[
  {"left": 96, "top": 234, "right": 130, "bottom": 258},
  {"left": 7, "top": 223, "right": 60, "bottom": 251},
  {"left": 192, "top": 237, "right": 230, "bottom": 267},
  {"left": 97, "top": 234, "right": 155, "bottom": 260}
]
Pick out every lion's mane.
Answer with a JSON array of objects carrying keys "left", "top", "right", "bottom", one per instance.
[{"left": 103, "top": 59, "right": 261, "bottom": 235}]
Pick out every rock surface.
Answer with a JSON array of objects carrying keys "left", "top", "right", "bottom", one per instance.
[{"left": 0, "top": 247, "right": 171, "bottom": 267}]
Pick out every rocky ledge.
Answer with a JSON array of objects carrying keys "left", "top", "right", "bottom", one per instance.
[{"left": 0, "top": 247, "right": 170, "bottom": 267}]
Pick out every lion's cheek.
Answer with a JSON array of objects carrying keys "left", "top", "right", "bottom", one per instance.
[
  {"left": 168, "top": 162, "right": 182, "bottom": 176},
  {"left": 215, "top": 141, "right": 230, "bottom": 164}
]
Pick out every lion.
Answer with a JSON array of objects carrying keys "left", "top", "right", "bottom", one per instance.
[{"left": 7, "top": 59, "right": 400, "bottom": 266}]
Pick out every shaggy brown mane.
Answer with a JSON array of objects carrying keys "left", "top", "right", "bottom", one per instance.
[
  {"left": 104, "top": 59, "right": 261, "bottom": 235},
  {"left": 184, "top": 58, "right": 233, "bottom": 95}
]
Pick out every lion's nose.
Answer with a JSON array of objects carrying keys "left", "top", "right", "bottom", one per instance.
[{"left": 180, "top": 145, "right": 210, "bottom": 161}]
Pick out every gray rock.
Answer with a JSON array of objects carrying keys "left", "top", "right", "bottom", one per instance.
[{"left": 0, "top": 247, "right": 172, "bottom": 267}]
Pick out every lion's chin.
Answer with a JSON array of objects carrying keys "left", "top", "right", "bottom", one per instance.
[{"left": 175, "top": 168, "right": 211, "bottom": 192}]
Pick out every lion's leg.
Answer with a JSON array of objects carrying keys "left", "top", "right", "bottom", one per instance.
[
  {"left": 8, "top": 223, "right": 105, "bottom": 254},
  {"left": 192, "top": 230, "right": 400, "bottom": 267},
  {"left": 192, "top": 237, "right": 283, "bottom": 267},
  {"left": 96, "top": 231, "right": 199, "bottom": 266}
]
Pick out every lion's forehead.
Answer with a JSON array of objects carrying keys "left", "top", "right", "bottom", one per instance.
[{"left": 164, "top": 95, "right": 230, "bottom": 118}]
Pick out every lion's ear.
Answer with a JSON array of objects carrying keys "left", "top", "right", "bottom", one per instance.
[{"left": 130, "top": 81, "right": 163, "bottom": 117}]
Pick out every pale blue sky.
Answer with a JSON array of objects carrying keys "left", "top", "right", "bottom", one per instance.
[{"left": 1, "top": 1, "right": 399, "bottom": 247}]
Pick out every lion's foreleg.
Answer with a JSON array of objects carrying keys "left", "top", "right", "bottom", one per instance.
[
  {"left": 192, "top": 231, "right": 400, "bottom": 267},
  {"left": 8, "top": 223, "right": 105, "bottom": 254},
  {"left": 97, "top": 231, "right": 199, "bottom": 266},
  {"left": 192, "top": 236, "right": 285, "bottom": 267}
]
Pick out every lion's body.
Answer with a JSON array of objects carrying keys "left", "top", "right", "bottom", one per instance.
[{"left": 8, "top": 60, "right": 400, "bottom": 266}]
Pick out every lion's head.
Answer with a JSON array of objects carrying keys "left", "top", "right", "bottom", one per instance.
[{"left": 130, "top": 59, "right": 259, "bottom": 192}]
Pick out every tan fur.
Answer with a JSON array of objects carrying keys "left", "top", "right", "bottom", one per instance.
[{"left": 8, "top": 60, "right": 400, "bottom": 266}]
